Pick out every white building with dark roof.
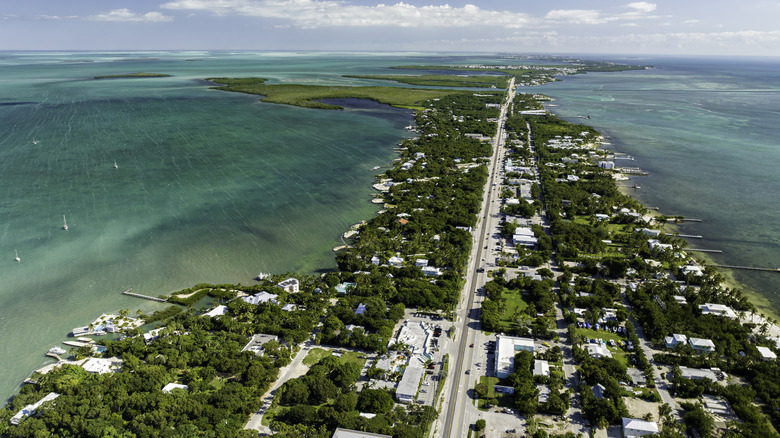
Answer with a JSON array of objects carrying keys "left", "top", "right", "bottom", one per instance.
[{"left": 277, "top": 278, "right": 299, "bottom": 293}]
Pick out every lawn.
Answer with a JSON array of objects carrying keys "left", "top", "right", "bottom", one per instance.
[
  {"left": 476, "top": 376, "right": 515, "bottom": 410},
  {"left": 497, "top": 288, "right": 529, "bottom": 333},
  {"left": 303, "top": 348, "right": 368, "bottom": 370},
  {"left": 575, "top": 328, "right": 630, "bottom": 366}
]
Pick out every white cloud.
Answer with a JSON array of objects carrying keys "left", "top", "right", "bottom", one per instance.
[
  {"left": 626, "top": 2, "right": 656, "bottom": 13},
  {"left": 683, "top": 19, "right": 700, "bottom": 24},
  {"left": 88, "top": 9, "right": 174, "bottom": 22},
  {"left": 545, "top": 9, "right": 605, "bottom": 25},
  {"left": 160, "top": 0, "right": 531, "bottom": 28}
]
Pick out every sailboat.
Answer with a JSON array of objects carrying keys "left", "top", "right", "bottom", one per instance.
[
  {"left": 14, "top": 249, "right": 20, "bottom": 262},
  {"left": 113, "top": 160, "right": 118, "bottom": 169},
  {"left": 62, "top": 215, "right": 68, "bottom": 231}
]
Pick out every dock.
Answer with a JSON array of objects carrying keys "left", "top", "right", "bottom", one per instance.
[
  {"left": 712, "top": 265, "right": 780, "bottom": 273},
  {"left": 63, "top": 341, "right": 90, "bottom": 348},
  {"left": 675, "top": 234, "right": 703, "bottom": 239},
  {"left": 686, "top": 248, "right": 722, "bottom": 253},
  {"left": 122, "top": 288, "right": 167, "bottom": 303}
]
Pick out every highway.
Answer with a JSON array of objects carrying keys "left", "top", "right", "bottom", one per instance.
[{"left": 440, "top": 77, "right": 515, "bottom": 438}]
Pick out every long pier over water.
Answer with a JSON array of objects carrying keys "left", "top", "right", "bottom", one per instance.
[{"left": 121, "top": 288, "right": 167, "bottom": 302}]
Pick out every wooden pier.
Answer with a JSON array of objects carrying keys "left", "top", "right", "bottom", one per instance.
[
  {"left": 712, "top": 264, "right": 780, "bottom": 273},
  {"left": 676, "top": 234, "right": 703, "bottom": 239},
  {"left": 686, "top": 248, "right": 722, "bottom": 253},
  {"left": 122, "top": 288, "right": 167, "bottom": 303}
]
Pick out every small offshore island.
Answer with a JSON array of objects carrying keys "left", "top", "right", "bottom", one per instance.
[
  {"left": 93, "top": 72, "right": 171, "bottom": 79},
  {"left": 1, "top": 58, "right": 779, "bottom": 438}
]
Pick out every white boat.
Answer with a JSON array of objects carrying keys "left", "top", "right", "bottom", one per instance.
[
  {"left": 62, "top": 215, "right": 68, "bottom": 230},
  {"left": 14, "top": 249, "right": 20, "bottom": 262},
  {"left": 256, "top": 273, "right": 269, "bottom": 280},
  {"left": 48, "top": 346, "right": 67, "bottom": 355},
  {"left": 113, "top": 160, "right": 118, "bottom": 169}
]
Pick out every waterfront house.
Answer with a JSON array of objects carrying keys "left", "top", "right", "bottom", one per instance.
[
  {"left": 82, "top": 357, "right": 122, "bottom": 374},
  {"left": 10, "top": 392, "right": 60, "bottom": 426},
  {"left": 699, "top": 303, "right": 738, "bottom": 318},
  {"left": 277, "top": 278, "right": 299, "bottom": 293},
  {"left": 241, "top": 291, "right": 278, "bottom": 306}
]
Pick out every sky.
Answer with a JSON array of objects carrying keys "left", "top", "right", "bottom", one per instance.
[{"left": 1, "top": 0, "right": 779, "bottom": 56}]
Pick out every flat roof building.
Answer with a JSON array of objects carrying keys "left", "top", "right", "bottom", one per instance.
[
  {"left": 277, "top": 278, "right": 299, "bottom": 293},
  {"left": 699, "top": 303, "right": 737, "bottom": 318},
  {"left": 622, "top": 417, "right": 659, "bottom": 437},
  {"left": 533, "top": 360, "right": 550, "bottom": 377},
  {"left": 332, "top": 428, "right": 392, "bottom": 438},
  {"left": 688, "top": 337, "right": 716, "bottom": 353},
  {"left": 10, "top": 392, "right": 59, "bottom": 426},
  {"left": 679, "top": 366, "right": 720, "bottom": 381},
  {"left": 757, "top": 346, "right": 777, "bottom": 361},
  {"left": 396, "top": 366, "right": 425, "bottom": 403},
  {"left": 495, "top": 335, "right": 535, "bottom": 379}
]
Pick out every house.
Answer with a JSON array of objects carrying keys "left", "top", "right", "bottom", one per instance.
[
  {"left": 699, "top": 303, "right": 737, "bottom": 318},
  {"left": 682, "top": 265, "right": 704, "bottom": 277},
  {"left": 332, "top": 428, "right": 392, "bottom": 438},
  {"left": 494, "top": 335, "right": 535, "bottom": 378},
  {"left": 335, "top": 282, "right": 355, "bottom": 294},
  {"left": 82, "top": 357, "right": 122, "bottom": 374},
  {"left": 388, "top": 256, "right": 404, "bottom": 267},
  {"left": 242, "top": 334, "right": 279, "bottom": 355},
  {"left": 648, "top": 239, "right": 672, "bottom": 251},
  {"left": 665, "top": 333, "right": 688, "bottom": 349},
  {"left": 628, "top": 368, "right": 646, "bottom": 386},
  {"left": 277, "top": 278, "right": 299, "bottom": 293},
  {"left": 673, "top": 295, "right": 687, "bottom": 305},
  {"left": 679, "top": 366, "right": 720, "bottom": 381},
  {"left": 355, "top": 303, "right": 368, "bottom": 315},
  {"left": 585, "top": 343, "right": 612, "bottom": 359},
  {"left": 143, "top": 327, "right": 166, "bottom": 344},
  {"left": 241, "top": 291, "right": 278, "bottom": 306},
  {"left": 688, "top": 337, "right": 716, "bottom": 353},
  {"left": 371, "top": 255, "right": 381, "bottom": 265},
  {"left": 162, "top": 383, "right": 188, "bottom": 393},
  {"left": 757, "top": 346, "right": 777, "bottom": 361},
  {"left": 421, "top": 266, "right": 443, "bottom": 277},
  {"left": 598, "top": 161, "right": 615, "bottom": 169},
  {"left": 533, "top": 360, "right": 550, "bottom": 377},
  {"left": 415, "top": 259, "right": 428, "bottom": 267},
  {"left": 10, "top": 392, "right": 60, "bottom": 426},
  {"left": 282, "top": 303, "right": 297, "bottom": 312},
  {"left": 622, "top": 417, "right": 659, "bottom": 437},
  {"left": 639, "top": 228, "right": 661, "bottom": 237},
  {"left": 537, "top": 384, "right": 550, "bottom": 403},
  {"left": 592, "top": 383, "right": 606, "bottom": 399},
  {"left": 203, "top": 305, "right": 228, "bottom": 318},
  {"left": 395, "top": 366, "right": 425, "bottom": 403}
]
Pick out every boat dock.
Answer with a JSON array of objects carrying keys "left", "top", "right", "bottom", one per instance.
[
  {"left": 676, "top": 234, "right": 703, "bottom": 239},
  {"left": 712, "top": 264, "right": 780, "bottom": 273},
  {"left": 122, "top": 288, "right": 167, "bottom": 302},
  {"left": 686, "top": 248, "right": 722, "bottom": 253},
  {"left": 63, "top": 341, "right": 90, "bottom": 348}
]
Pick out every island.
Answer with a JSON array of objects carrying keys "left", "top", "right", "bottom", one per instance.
[
  {"left": 93, "top": 72, "right": 171, "bottom": 79},
  {"left": 1, "top": 60, "right": 778, "bottom": 438}
]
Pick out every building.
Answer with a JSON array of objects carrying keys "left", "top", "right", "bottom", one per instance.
[
  {"left": 622, "top": 417, "right": 659, "bottom": 437},
  {"left": 665, "top": 333, "right": 688, "bottom": 349},
  {"left": 82, "top": 357, "right": 122, "bottom": 374},
  {"left": 673, "top": 295, "right": 687, "bottom": 305},
  {"left": 415, "top": 259, "right": 428, "bottom": 267},
  {"left": 592, "top": 383, "right": 606, "bottom": 399},
  {"left": 355, "top": 303, "right": 368, "bottom": 315},
  {"left": 421, "top": 266, "right": 443, "bottom": 277},
  {"left": 688, "top": 337, "right": 716, "bottom": 353},
  {"left": 757, "top": 346, "right": 777, "bottom": 361},
  {"left": 241, "top": 291, "right": 278, "bottom": 306},
  {"left": 537, "top": 384, "right": 550, "bottom": 403},
  {"left": 679, "top": 366, "right": 720, "bottom": 381},
  {"left": 332, "top": 428, "right": 392, "bottom": 438},
  {"left": 699, "top": 303, "right": 737, "bottom": 318},
  {"left": 585, "top": 343, "right": 612, "bottom": 359},
  {"left": 203, "top": 305, "right": 228, "bottom": 318},
  {"left": 10, "top": 392, "right": 60, "bottom": 426},
  {"left": 277, "top": 278, "right": 300, "bottom": 293},
  {"left": 395, "top": 366, "right": 425, "bottom": 403},
  {"left": 533, "top": 360, "right": 550, "bottom": 377},
  {"left": 162, "top": 383, "right": 188, "bottom": 393},
  {"left": 143, "top": 327, "right": 166, "bottom": 344},
  {"left": 388, "top": 256, "right": 404, "bottom": 267},
  {"left": 282, "top": 304, "right": 297, "bottom": 312},
  {"left": 242, "top": 334, "right": 279, "bottom": 355},
  {"left": 494, "top": 335, "right": 535, "bottom": 378},
  {"left": 598, "top": 161, "right": 615, "bottom": 170}
]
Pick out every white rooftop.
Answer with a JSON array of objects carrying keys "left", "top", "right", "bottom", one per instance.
[
  {"left": 757, "top": 346, "right": 777, "bottom": 360},
  {"left": 699, "top": 303, "right": 737, "bottom": 318},
  {"left": 203, "top": 305, "right": 228, "bottom": 317},
  {"left": 162, "top": 383, "right": 188, "bottom": 393}
]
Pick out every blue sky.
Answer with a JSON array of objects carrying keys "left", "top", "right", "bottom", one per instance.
[{"left": 2, "top": 0, "right": 779, "bottom": 55}]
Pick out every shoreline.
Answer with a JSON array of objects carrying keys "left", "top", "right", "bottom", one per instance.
[{"left": 613, "top": 146, "right": 780, "bottom": 327}]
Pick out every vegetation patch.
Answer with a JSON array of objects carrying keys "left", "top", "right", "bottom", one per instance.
[
  {"left": 343, "top": 74, "right": 509, "bottom": 89},
  {"left": 208, "top": 77, "right": 481, "bottom": 110}
]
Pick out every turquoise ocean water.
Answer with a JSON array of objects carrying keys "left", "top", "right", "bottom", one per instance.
[
  {"left": 535, "top": 55, "right": 780, "bottom": 319},
  {"left": 0, "top": 52, "right": 778, "bottom": 401}
]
